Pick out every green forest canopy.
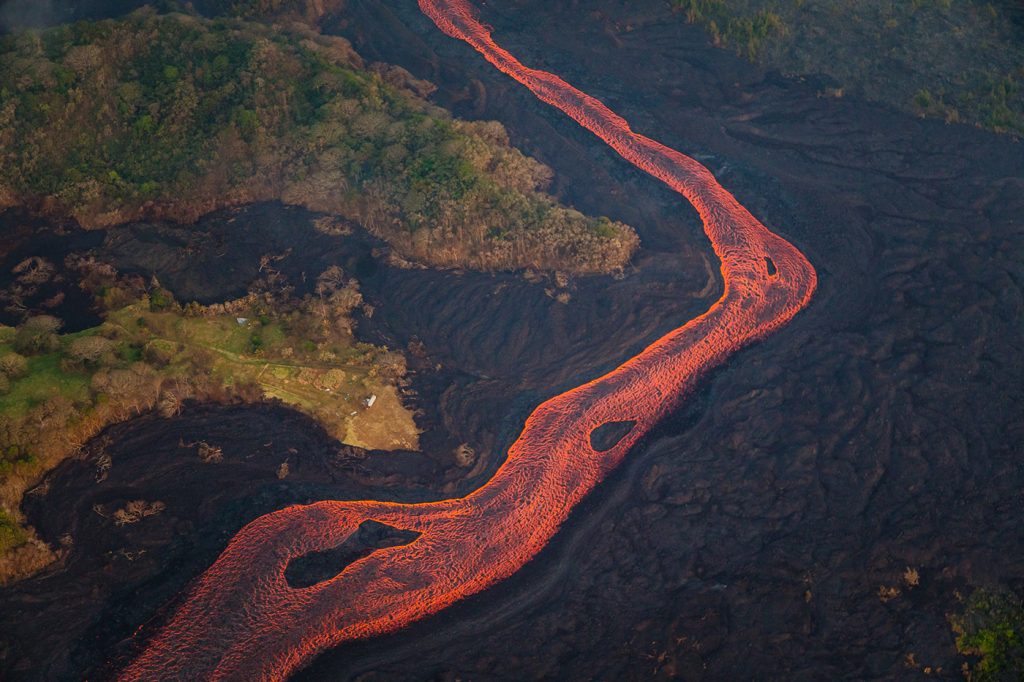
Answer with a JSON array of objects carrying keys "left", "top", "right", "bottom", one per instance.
[{"left": 0, "top": 9, "right": 637, "bottom": 273}]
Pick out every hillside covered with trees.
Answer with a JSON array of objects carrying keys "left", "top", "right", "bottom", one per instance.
[{"left": 0, "top": 9, "right": 638, "bottom": 273}]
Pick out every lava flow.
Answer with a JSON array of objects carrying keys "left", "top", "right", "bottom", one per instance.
[{"left": 122, "top": 2, "right": 817, "bottom": 679}]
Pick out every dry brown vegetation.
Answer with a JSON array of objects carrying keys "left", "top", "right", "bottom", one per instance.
[
  {"left": 877, "top": 585, "right": 902, "bottom": 603},
  {"left": 903, "top": 566, "right": 920, "bottom": 588},
  {"left": 111, "top": 499, "right": 166, "bottom": 526}
]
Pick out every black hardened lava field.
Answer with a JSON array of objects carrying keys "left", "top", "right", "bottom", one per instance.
[{"left": 0, "top": 0, "right": 1021, "bottom": 680}]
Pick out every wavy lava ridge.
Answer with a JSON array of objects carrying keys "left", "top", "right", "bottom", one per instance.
[{"left": 122, "top": 2, "right": 816, "bottom": 679}]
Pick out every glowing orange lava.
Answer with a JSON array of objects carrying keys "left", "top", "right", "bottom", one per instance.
[{"left": 122, "top": 2, "right": 816, "bottom": 679}]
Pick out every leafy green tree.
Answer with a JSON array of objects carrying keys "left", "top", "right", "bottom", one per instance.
[{"left": 952, "top": 588, "right": 1024, "bottom": 680}]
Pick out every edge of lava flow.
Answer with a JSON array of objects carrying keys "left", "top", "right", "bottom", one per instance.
[{"left": 122, "top": 1, "right": 817, "bottom": 679}]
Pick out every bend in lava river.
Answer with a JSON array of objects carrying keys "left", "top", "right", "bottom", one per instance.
[{"left": 122, "top": 1, "right": 817, "bottom": 679}]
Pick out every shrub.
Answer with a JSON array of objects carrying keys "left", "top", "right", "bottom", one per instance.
[
  {"left": 671, "top": 1, "right": 785, "bottom": 59},
  {"left": 13, "top": 316, "right": 62, "bottom": 355},
  {"left": 112, "top": 499, "right": 165, "bottom": 526},
  {"left": 0, "top": 353, "right": 28, "bottom": 379},
  {"left": 951, "top": 587, "right": 1024, "bottom": 680},
  {"left": 67, "top": 336, "right": 115, "bottom": 365},
  {"left": 0, "top": 510, "right": 27, "bottom": 553},
  {"left": 149, "top": 288, "right": 175, "bottom": 312},
  {"left": 197, "top": 441, "right": 224, "bottom": 463}
]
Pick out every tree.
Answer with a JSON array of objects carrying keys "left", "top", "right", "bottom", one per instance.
[
  {"left": 67, "top": 336, "right": 114, "bottom": 365},
  {"left": 13, "top": 316, "right": 62, "bottom": 355},
  {"left": 0, "top": 353, "right": 28, "bottom": 379},
  {"left": 374, "top": 351, "right": 407, "bottom": 381},
  {"left": 951, "top": 587, "right": 1024, "bottom": 680}
]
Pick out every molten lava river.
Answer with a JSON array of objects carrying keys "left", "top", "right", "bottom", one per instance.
[{"left": 122, "top": 1, "right": 817, "bottom": 679}]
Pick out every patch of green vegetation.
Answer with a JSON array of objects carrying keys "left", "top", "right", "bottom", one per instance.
[
  {"left": 667, "top": 0, "right": 1024, "bottom": 135},
  {"left": 0, "top": 509, "right": 27, "bottom": 553},
  {"left": 0, "top": 265, "right": 419, "bottom": 581},
  {"left": 214, "top": 0, "right": 312, "bottom": 17},
  {"left": 671, "top": 0, "right": 785, "bottom": 59},
  {"left": 0, "top": 10, "right": 637, "bottom": 272},
  {"left": 951, "top": 587, "right": 1024, "bottom": 680},
  {"left": 0, "top": 344, "right": 92, "bottom": 418}
]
